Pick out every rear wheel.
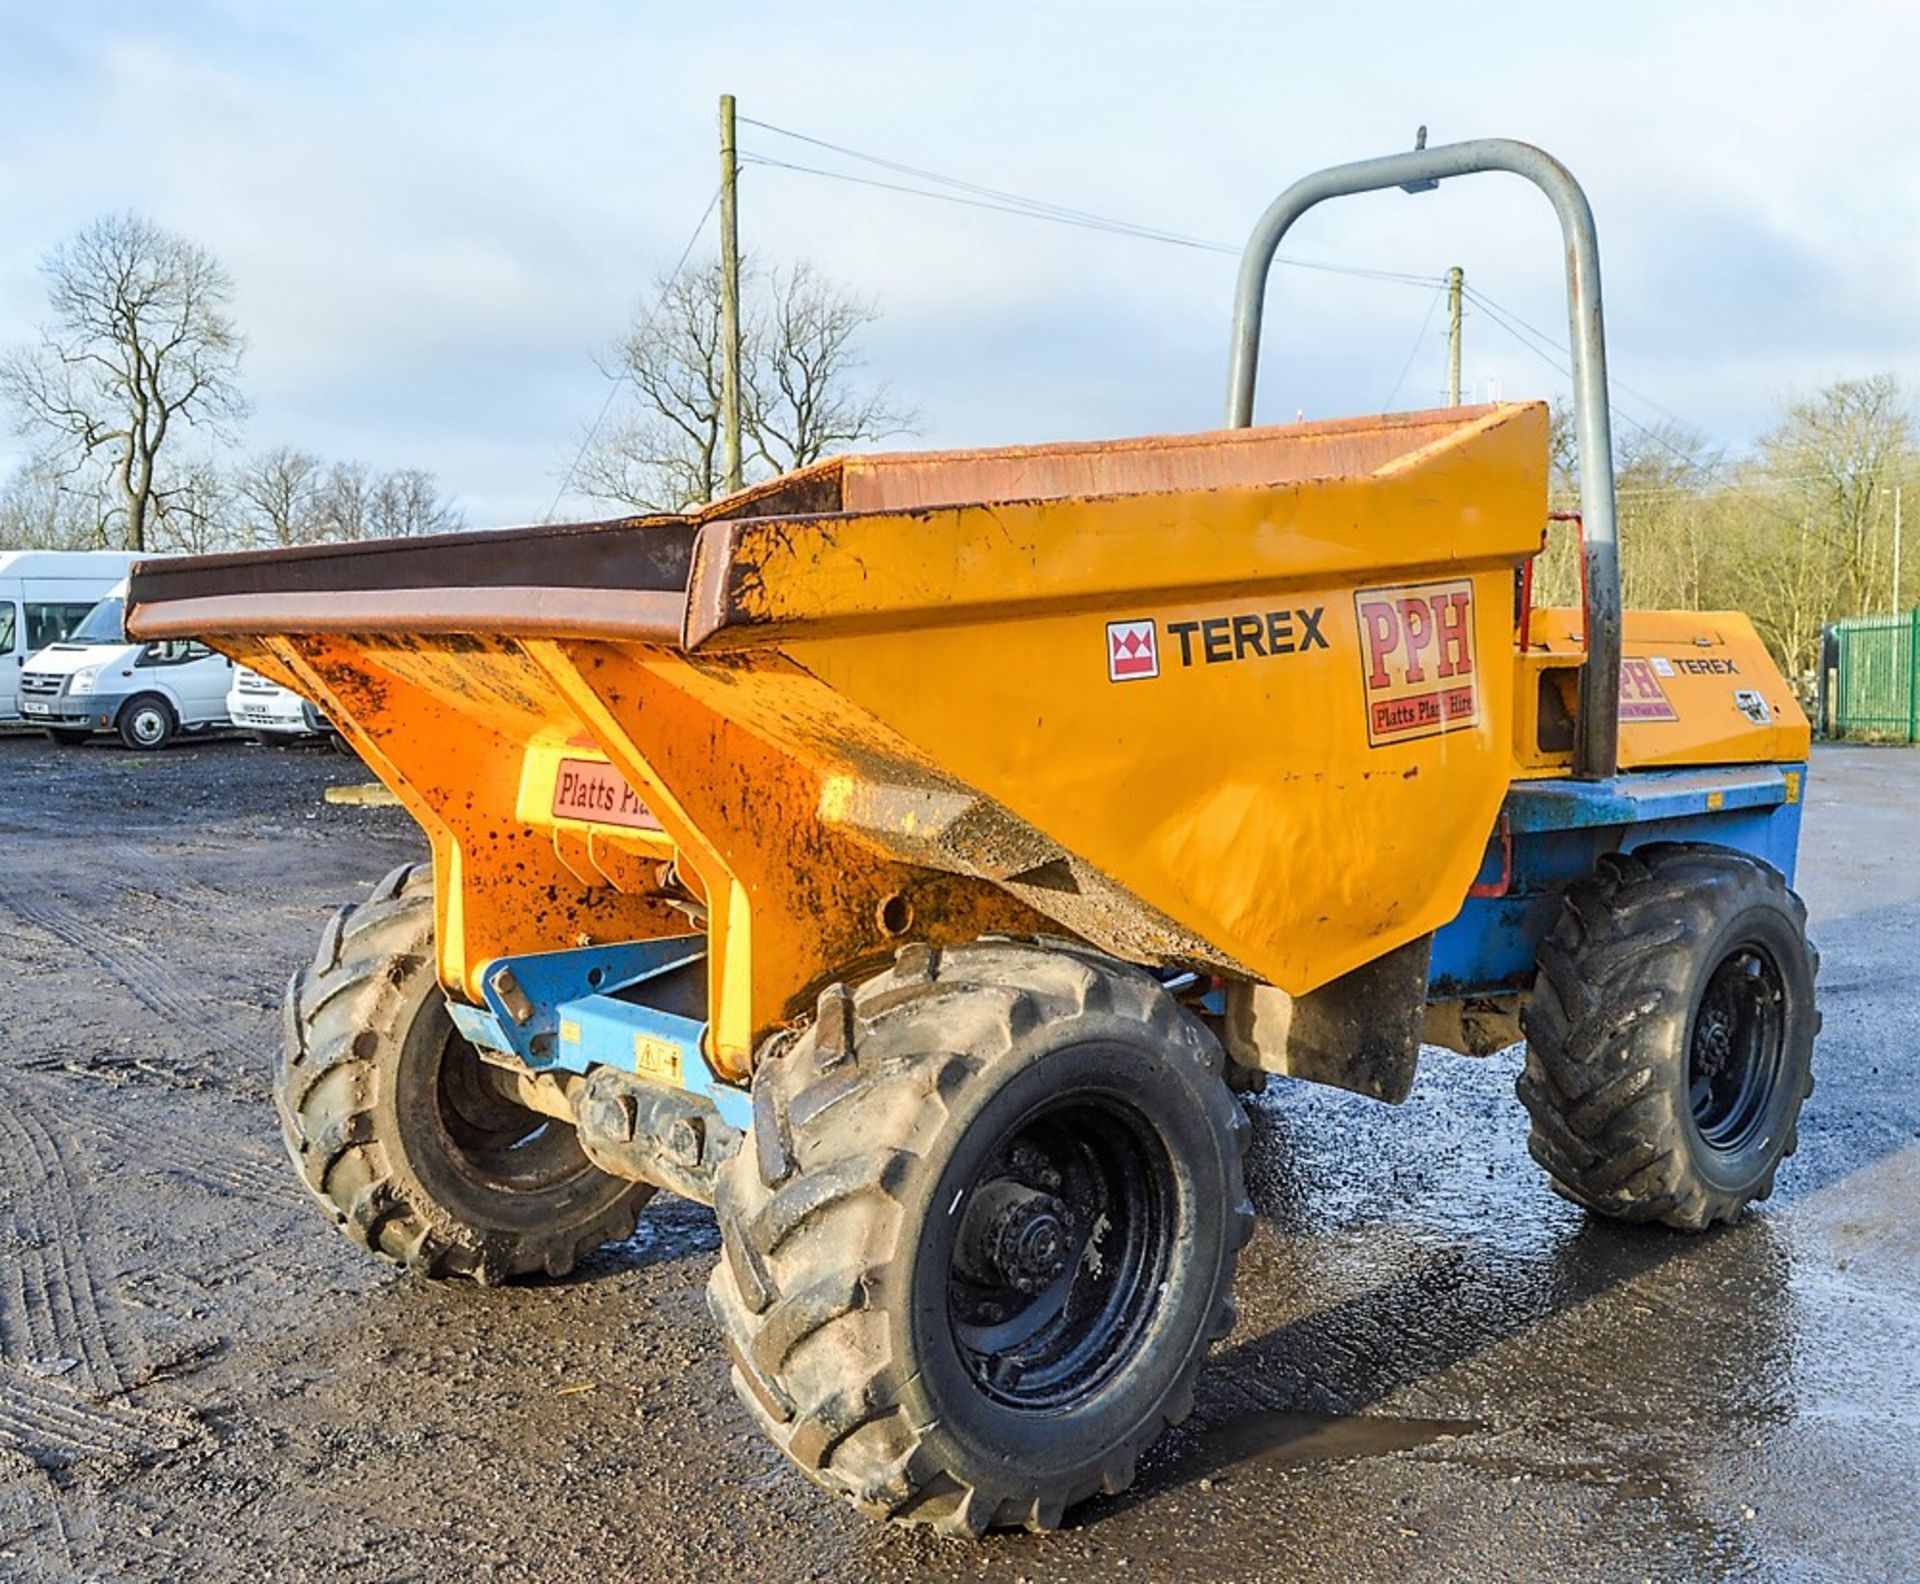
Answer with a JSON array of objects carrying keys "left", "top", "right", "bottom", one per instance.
[
  {"left": 709, "top": 940, "right": 1251, "bottom": 1534},
  {"left": 277, "top": 862, "right": 653, "bottom": 1281},
  {"left": 116, "top": 694, "right": 175, "bottom": 750},
  {"left": 1518, "top": 844, "right": 1817, "bottom": 1230}
]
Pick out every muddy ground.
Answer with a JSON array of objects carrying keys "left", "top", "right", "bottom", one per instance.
[{"left": 0, "top": 732, "right": 1913, "bottom": 1583}]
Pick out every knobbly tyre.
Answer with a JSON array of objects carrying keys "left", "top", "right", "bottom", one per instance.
[{"left": 127, "top": 138, "right": 1817, "bottom": 1535}]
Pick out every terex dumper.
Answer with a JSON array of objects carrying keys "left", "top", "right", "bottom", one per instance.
[{"left": 127, "top": 139, "right": 1816, "bottom": 1534}]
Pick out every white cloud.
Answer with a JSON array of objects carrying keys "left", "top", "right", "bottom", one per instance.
[{"left": 2, "top": 0, "right": 1918, "bottom": 523}]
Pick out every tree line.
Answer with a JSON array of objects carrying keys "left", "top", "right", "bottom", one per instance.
[
  {"left": 5, "top": 209, "right": 1905, "bottom": 687},
  {"left": 1539, "top": 374, "right": 1914, "bottom": 679},
  {"left": 0, "top": 213, "right": 460, "bottom": 554}
]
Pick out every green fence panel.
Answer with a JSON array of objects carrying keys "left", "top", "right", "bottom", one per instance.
[{"left": 1833, "top": 609, "right": 1920, "bottom": 742}]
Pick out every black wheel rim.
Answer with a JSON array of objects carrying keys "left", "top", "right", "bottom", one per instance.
[
  {"left": 1688, "top": 942, "right": 1787, "bottom": 1154},
  {"left": 431, "top": 1029, "right": 590, "bottom": 1194},
  {"left": 947, "top": 1094, "right": 1173, "bottom": 1413}
]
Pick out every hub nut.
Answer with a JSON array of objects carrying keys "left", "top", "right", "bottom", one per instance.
[{"left": 958, "top": 1179, "right": 1076, "bottom": 1295}]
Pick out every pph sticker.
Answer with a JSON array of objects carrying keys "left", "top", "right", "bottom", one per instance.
[
  {"left": 1619, "top": 658, "right": 1680, "bottom": 722},
  {"left": 1354, "top": 578, "right": 1480, "bottom": 746}
]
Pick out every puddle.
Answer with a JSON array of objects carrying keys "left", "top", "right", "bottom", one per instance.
[{"left": 1195, "top": 1409, "right": 1483, "bottom": 1472}]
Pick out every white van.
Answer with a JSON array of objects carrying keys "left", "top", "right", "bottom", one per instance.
[
  {"left": 228, "top": 666, "right": 332, "bottom": 743},
  {"left": 19, "top": 576, "right": 235, "bottom": 748},
  {"left": 0, "top": 550, "right": 140, "bottom": 723}
]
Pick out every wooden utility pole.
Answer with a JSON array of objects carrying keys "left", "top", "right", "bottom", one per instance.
[
  {"left": 1446, "top": 265, "right": 1463, "bottom": 406},
  {"left": 719, "top": 93, "right": 744, "bottom": 496}
]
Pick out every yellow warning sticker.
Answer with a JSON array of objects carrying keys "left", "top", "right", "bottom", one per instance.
[
  {"left": 633, "top": 1033, "right": 683, "bottom": 1084},
  {"left": 1783, "top": 769, "right": 1802, "bottom": 805},
  {"left": 559, "top": 1019, "right": 581, "bottom": 1045}
]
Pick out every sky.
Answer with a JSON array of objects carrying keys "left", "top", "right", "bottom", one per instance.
[{"left": 3, "top": 0, "right": 1919, "bottom": 528}]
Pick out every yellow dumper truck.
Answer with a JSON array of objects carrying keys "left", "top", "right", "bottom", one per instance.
[{"left": 128, "top": 139, "right": 1816, "bottom": 1535}]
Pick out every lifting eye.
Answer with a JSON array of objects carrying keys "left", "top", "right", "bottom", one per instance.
[{"left": 877, "top": 894, "right": 913, "bottom": 937}]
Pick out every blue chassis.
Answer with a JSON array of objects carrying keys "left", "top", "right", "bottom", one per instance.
[{"left": 447, "top": 761, "right": 1807, "bottom": 1122}]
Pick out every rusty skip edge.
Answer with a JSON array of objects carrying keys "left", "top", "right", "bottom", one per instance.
[
  {"left": 124, "top": 541, "right": 747, "bottom": 652},
  {"left": 128, "top": 571, "right": 746, "bottom": 652},
  {"left": 125, "top": 523, "right": 797, "bottom": 651},
  {"left": 127, "top": 584, "right": 690, "bottom": 645},
  {"left": 121, "top": 460, "right": 853, "bottom": 649}
]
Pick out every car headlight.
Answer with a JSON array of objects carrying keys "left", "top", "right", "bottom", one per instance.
[{"left": 67, "top": 667, "right": 98, "bottom": 696}]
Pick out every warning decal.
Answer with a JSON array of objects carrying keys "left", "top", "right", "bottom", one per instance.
[
  {"left": 1619, "top": 659, "right": 1680, "bottom": 722},
  {"left": 1354, "top": 577, "right": 1480, "bottom": 746},
  {"left": 1107, "top": 618, "right": 1159, "bottom": 681}
]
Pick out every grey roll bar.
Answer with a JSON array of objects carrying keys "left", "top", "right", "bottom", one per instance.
[{"left": 1225, "top": 138, "right": 1620, "bottom": 781}]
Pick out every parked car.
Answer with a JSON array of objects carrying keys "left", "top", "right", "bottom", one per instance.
[
  {"left": 20, "top": 577, "right": 233, "bottom": 748},
  {"left": 0, "top": 550, "right": 140, "bottom": 723},
  {"left": 228, "top": 666, "right": 332, "bottom": 743}
]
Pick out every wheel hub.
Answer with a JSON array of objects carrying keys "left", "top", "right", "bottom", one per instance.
[
  {"left": 1688, "top": 943, "right": 1788, "bottom": 1152},
  {"left": 1695, "top": 1002, "right": 1735, "bottom": 1080},
  {"left": 958, "top": 1178, "right": 1076, "bottom": 1294}
]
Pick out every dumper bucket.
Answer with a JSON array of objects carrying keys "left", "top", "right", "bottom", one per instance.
[{"left": 129, "top": 401, "right": 1548, "bottom": 1072}]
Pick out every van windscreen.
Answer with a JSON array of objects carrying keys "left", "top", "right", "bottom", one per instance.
[{"left": 70, "top": 596, "right": 126, "bottom": 645}]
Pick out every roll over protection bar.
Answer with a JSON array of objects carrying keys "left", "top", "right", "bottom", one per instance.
[{"left": 1225, "top": 138, "right": 1620, "bottom": 780}]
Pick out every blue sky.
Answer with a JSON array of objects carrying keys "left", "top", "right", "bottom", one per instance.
[{"left": 3, "top": 1, "right": 1917, "bottom": 526}]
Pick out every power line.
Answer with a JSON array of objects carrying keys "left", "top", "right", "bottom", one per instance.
[
  {"left": 738, "top": 154, "right": 1235, "bottom": 251},
  {"left": 1460, "top": 284, "right": 1702, "bottom": 437},
  {"left": 542, "top": 185, "right": 721, "bottom": 524},
  {"left": 1383, "top": 285, "right": 1447, "bottom": 410},
  {"left": 1461, "top": 283, "right": 1728, "bottom": 476},
  {"left": 737, "top": 121, "right": 1443, "bottom": 289},
  {"left": 740, "top": 115, "right": 1229, "bottom": 248}
]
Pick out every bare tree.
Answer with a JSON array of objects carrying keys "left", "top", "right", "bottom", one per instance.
[
  {"left": 149, "top": 457, "right": 237, "bottom": 555},
  {"left": 0, "top": 214, "right": 246, "bottom": 552},
  {"left": 313, "top": 461, "right": 372, "bottom": 542},
  {"left": 0, "top": 454, "right": 109, "bottom": 549},
  {"left": 578, "top": 257, "right": 913, "bottom": 512},
  {"left": 749, "top": 262, "right": 912, "bottom": 474},
  {"left": 368, "top": 467, "right": 462, "bottom": 538},
  {"left": 296, "top": 458, "right": 461, "bottom": 543},
  {"left": 1755, "top": 374, "right": 1910, "bottom": 620},
  {"left": 235, "top": 445, "right": 325, "bottom": 547}
]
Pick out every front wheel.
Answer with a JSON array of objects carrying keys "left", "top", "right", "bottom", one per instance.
[
  {"left": 117, "top": 694, "right": 176, "bottom": 750},
  {"left": 709, "top": 940, "right": 1251, "bottom": 1534},
  {"left": 1518, "top": 844, "right": 1818, "bottom": 1230},
  {"left": 277, "top": 862, "right": 654, "bottom": 1281}
]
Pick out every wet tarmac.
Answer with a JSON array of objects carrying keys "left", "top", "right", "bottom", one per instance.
[{"left": 0, "top": 733, "right": 1913, "bottom": 1581}]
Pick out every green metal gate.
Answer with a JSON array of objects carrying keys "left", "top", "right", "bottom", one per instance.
[{"left": 1832, "top": 610, "right": 1920, "bottom": 742}]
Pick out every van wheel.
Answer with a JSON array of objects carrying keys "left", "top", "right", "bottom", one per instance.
[
  {"left": 45, "top": 728, "right": 91, "bottom": 747},
  {"left": 117, "top": 695, "right": 176, "bottom": 751}
]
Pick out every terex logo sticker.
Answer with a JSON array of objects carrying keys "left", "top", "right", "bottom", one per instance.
[
  {"left": 1105, "top": 608, "right": 1330, "bottom": 682},
  {"left": 1354, "top": 578, "right": 1479, "bottom": 746},
  {"left": 1106, "top": 619, "right": 1159, "bottom": 681}
]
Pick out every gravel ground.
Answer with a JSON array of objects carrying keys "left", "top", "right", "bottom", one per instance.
[{"left": 0, "top": 731, "right": 1914, "bottom": 1582}]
